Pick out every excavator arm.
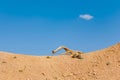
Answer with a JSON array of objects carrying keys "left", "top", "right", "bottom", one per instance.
[{"left": 52, "top": 46, "right": 72, "bottom": 54}]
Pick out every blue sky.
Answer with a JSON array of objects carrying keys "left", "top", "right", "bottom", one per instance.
[{"left": 0, "top": 0, "right": 120, "bottom": 55}]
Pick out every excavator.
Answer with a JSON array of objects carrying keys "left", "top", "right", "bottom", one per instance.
[{"left": 52, "top": 46, "right": 84, "bottom": 59}]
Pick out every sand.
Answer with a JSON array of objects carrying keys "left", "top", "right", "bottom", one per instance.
[{"left": 0, "top": 43, "right": 120, "bottom": 80}]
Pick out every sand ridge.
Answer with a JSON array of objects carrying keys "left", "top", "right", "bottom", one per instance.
[{"left": 0, "top": 43, "right": 120, "bottom": 80}]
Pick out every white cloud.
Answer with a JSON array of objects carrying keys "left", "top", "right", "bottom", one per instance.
[{"left": 79, "top": 14, "right": 94, "bottom": 20}]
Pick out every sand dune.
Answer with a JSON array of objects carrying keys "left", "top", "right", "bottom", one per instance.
[{"left": 0, "top": 43, "right": 120, "bottom": 80}]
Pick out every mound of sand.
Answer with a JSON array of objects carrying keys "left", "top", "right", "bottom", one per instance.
[{"left": 0, "top": 43, "right": 120, "bottom": 80}]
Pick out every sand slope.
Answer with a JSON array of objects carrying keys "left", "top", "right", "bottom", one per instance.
[{"left": 0, "top": 43, "right": 120, "bottom": 80}]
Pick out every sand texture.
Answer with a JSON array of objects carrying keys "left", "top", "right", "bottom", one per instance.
[{"left": 0, "top": 43, "right": 120, "bottom": 80}]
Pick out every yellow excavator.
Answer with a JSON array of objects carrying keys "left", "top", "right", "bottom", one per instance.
[{"left": 52, "top": 46, "right": 84, "bottom": 59}]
